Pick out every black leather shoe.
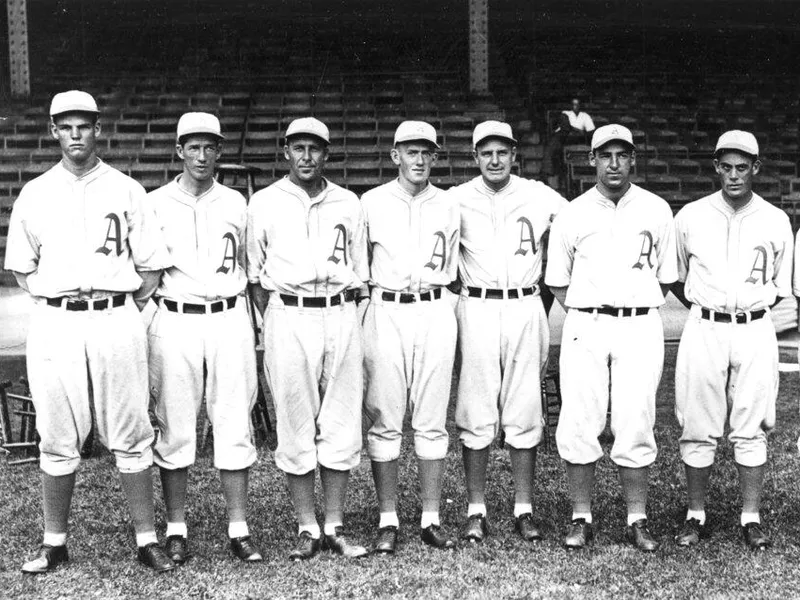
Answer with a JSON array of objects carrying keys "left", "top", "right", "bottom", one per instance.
[
  {"left": 374, "top": 526, "right": 398, "bottom": 554},
  {"left": 230, "top": 535, "right": 263, "bottom": 562},
  {"left": 626, "top": 519, "right": 659, "bottom": 552},
  {"left": 742, "top": 522, "right": 771, "bottom": 550},
  {"left": 322, "top": 527, "right": 368, "bottom": 558},
  {"left": 421, "top": 524, "right": 455, "bottom": 549},
  {"left": 21, "top": 544, "right": 69, "bottom": 574},
  {"left": 515, "top": 513, "right": 543, "bottom": 542},
  {"left": 137, "top": 543, "right": 176, "bottom": 572},
  {"left": 675, "top": 518, "right": 706, "bottom": 547},
  {"left": 461, "top": 514, "right": 488, "bottom": 543},
  {"left": 165, "top": 535, "right": 189, "bottom": 564},
  {"left": 564, "top": 518, "right": 593, "bottom": 549},
  {"left": 288, "top": 531, "right": 321, "bottom": 561}
]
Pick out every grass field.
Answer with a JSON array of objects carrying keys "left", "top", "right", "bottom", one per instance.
[{"left": 2, "top": 346, "right": 800, "bottom": 599}]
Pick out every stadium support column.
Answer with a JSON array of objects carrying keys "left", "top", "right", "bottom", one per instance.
[
  {"left": 468, "top": 0, "right": 489, "bottom": 95},
  {"left": 7, "top": 0, "right": 31, "bottom": 97}
]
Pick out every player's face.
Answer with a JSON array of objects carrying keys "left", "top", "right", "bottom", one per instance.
[
  {"left": 392, "top": 142, "right": 436, "bottom": 187},
  {"left": 590, "top": 142, "right": 635, "bottom": 195},
  {"left": 285, "top": 135, "right": 328, "bottom": 186},
  {"left": 714, "top": 151, "right": 760, "bottom": 203},
  {"left": 177, "top": 134, "right": 221, "bottom": 183},
  {"left": 51, "top": 113, "right": 100, "bottom": 165},
  {"left": 474, "top": 139, "right": 516, "bottom": 188}
]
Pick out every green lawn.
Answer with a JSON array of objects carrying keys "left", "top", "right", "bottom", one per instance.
[{"left": 2, "top": 347, "right": 800, "bottom": 599}]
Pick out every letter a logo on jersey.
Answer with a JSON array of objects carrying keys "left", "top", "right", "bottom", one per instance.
[
  {"left": 424, "top": 231, "right": 447, "bottom": 270},
  {"left": 514, "top": 217, "right": 536, "bottom": 256},
  {"left": 632, "top": 230, "right": 654, "bottom": 270},
  {"left": 96, "top": 212, "right": 123, "bottom": 256},
  {"left": 216, "top": 232, "right": 237, "bottom": 274},
  {"left": 328, "top": 224, "right": 348, "bottom": 265},
  {"left": 745, "top": 246, "right": 768, "bottom": 285}
]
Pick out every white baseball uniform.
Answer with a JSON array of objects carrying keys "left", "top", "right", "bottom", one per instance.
[
  {"left": 546, "top": 183, "right": 677, "bottom": 468},
  {"left": 361, "top": 179, "right": 459, "bottom": 462},
  {"left": 247, "top": 176, "right": 368, "bottom": 476},
  {"left": 675, "top": 191, "right": 792, "bottom": 468},
  {"left": 4, "top": 159, "right": 170, "bottom": 476},
  {"left": 454, "top": 174, "right": 568, "bottom": 450},
  {"left": 147, "top": 177, "right": 257, "bottom": 472}
]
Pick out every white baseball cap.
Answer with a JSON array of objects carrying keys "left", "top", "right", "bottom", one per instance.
[
  {"left": 176, "top": 112, "right": 224, "bottom": 140},
  {"left": 715, "top": 130, "right": 759, "bottom": 157},
  {"left": 50, "top": 90, "right": 99, "bottom": 117},
  {"left": 394, "top": 121, "right": 440, "bottom": 148},
  {"left": 591, "top": 124, "right": 635, "bottom": 151},
  {"left": 285, "top": 117, "right": 330, "bottom": 144},
  {"left": 473, "top": 121, "right": 516, "bottom": 149}
]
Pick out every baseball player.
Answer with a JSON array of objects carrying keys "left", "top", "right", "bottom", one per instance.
[
  {"left": 451, "top": 121, "right": 568, "bottom": 544},
  {"left": 361, "top": 121, "right": 459, "bottom": 554},
  {"left": 147, "top": 113, "right": 262, "bottom": 564},
  {"left": 672, "top": 130, "right": 792, "bottom": 549},
  {"left": 546, "top": 124, "right": 677, "bottom": 552},
  {"left": 5, "top": 90, "right": 174, "bottom": 573},
  {"left": 246, "top": 117, "right": 369, "bottom": 560}
]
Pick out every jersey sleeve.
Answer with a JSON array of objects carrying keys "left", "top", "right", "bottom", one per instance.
[
  {"left": 351, "top": 200, "right": 369, "bottom": 285},
  {"left": 674, "top": 209, "right": 690, "bottom": 283},
  {"left": 3, "top": 189, "right": 40, "bottom": 274},
  {"left": 234, "top": 192, "right": 249, "bottom": 275},
  {"left": 245, "top": 193, "right": 268, "bottom": 284},
  {"left": 655, "top": 204, "right": 678, "bottom": 284},
  {"left": 773, "top": 212, "right": 793, "bottom": 299},
  {"left": 128, "top": 182, "right": 171, "bottom": 271},
  {"left": 793, "top": 231, "right": 800, "bottom": 297},
  {"left": 544, "top": 209, "right": 574, "bottom": 287},
  {"left": 584, "top": 113, "right": 595, "bottom": 132},
  {"left": 446, "top": 197, "right": 460, "bottom": 283}
]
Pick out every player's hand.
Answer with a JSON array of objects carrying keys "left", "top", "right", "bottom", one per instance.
[{"left": 357, "top": 298, "right": 370, "bottom": 325}]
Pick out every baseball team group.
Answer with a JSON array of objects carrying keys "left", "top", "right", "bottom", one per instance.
[{"left": 4, "top": 89, "right": 796, "bottom": 574}]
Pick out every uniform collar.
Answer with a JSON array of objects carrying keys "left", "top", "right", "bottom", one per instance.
[
  {"left": 477, "top": 174, "right": 515, "bottom": 196},
  {"left": 278, "top": 175, "right": 332, "bottom": 205},
  {"left": 391, "top": 178, "right": 435, "bottom": 202},
  {"left": 58, "top": 157, "right": 105, "bottom": 183},
  {"left": 593, "top": 182, "right": 635, "bottom": 208},
  {"left": 173, "top": 174, "right": 217, "bottom": 204},
  {"left": 710, "top": 190, "right": 759, "bottom": 216}
]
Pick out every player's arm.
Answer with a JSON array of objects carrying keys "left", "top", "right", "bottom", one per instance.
[
  {"left": 133, "top": 269, "right": 163, "bottom": 311},
  {"left": 771, "top": 215, "right": 794, "bottom": 310}
]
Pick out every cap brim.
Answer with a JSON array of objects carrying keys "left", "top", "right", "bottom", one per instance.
[
  {"left": 51, "top": 107, "right": 100, "bottom": 117},
  {"left": 592, "top": 137, "right": 635, "bottom": 151},
  {"left": 715, "top": 144, "right": 757, "bottom": 157},
  {"left": 178, "top": 129, "right": 225, "bottom": 140},
  {"left": 394, "top": 137, "right": 440, "bottom": 149},
  {"left": 285, "top": 132, "right": 330, "bottom": 144},
  {"left": 474, "top": 135, "right": 517, "bottom": 148}
]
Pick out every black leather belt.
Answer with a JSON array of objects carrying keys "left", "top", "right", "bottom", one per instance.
[
  {"left": 575, "top": 306, "right": 651, "bottom": 317},
  {"left": 280, "top": 289, "right": 357, "bottom": 308},
  {"left": 466, "top": 286, "right": 537, "bottom": 299},
  {"left": 381, "top": 288, "right": 443, "bottom": 303},
  {"left": 700, "top": 307, "right": 766, "bottom": 324},
  {"left": 161, "top": 296, "right": 237, "bottom": 314},
  {"left": 46, "top": 293, "right": 127, "bottom": 311}
]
